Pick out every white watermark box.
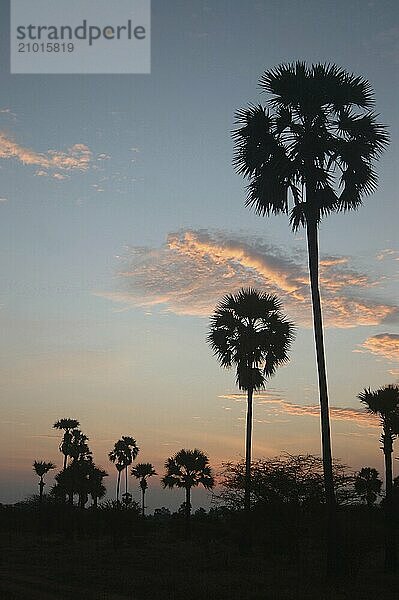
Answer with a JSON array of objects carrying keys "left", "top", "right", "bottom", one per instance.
[{"left": 11, "top": 0, "right": 151, "bottom": 74}]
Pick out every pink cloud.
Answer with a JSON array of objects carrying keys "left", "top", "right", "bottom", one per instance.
[{"left": 97, "top": 230, "right": 398, "bottom": 329}]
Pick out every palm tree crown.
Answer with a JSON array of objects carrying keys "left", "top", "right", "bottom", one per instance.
[
  {"left": 33, "top": 460, "right": 56, "bottom": 478},
  {"left": 131, "top": 462, "right": 157, "bottom": 491},
  {"left": 359, "top": 385, "right": 399, "bottom": 425},
  {"left": 162, "top": 449, "right": 214, "bottom": 519},
  {"left": 162, "top": 449, "right": 214, "bottom": 491},
  {"left": 233, "top": 61, "right": 389, "bottom": 229},
  {"left": 207, "top": 287, "right": 294, "bottom": 390}
]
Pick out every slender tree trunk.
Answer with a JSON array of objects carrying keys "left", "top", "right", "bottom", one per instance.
[
  {"left": 125, "top": 466, "right": 128, "bottom": 497},
  {"left": 142, "top": 488, "right": 145, "bottom": 517},
  {"left": 306, "top": 219, "right": 335, "bottom": 505},
  {"left": 63, "top": 452, "right": 67, "bottom": 471},
  {"left": 244, "top": 386, "right": 253, "bottom": 513},
  {"left": 116, "top": 470, "right": 121, "bottom": 506},
  {"left": 185, "top": 486, "right": 191, "bottom": 520},
  {"left": 306, "top": 217, "right": 337, "bottom": 574},
  {"left": 39, "top": 477, "right": 44, "bottom": 503},
  {"left": 383, "top": 430, "right": 397, "bottom": 571}
]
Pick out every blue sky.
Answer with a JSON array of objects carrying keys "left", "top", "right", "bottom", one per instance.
[{"left": 0, "top": 0, "right": 398, "bottom": 510}]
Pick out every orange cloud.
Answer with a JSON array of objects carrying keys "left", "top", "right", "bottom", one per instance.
[
  {"left": 358, "top": 333, "right": 399, "bottom": 362},
  {"left": 0, "top": 132, "right": 92, "bottom": 176},
  {"left": 97, "top": 230, "right": 398, "bottom": 329},
  {"left": 219, "top": 393, "right": 378, "bottom": 428}
]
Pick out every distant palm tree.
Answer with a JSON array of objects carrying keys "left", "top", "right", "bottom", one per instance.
[
  {"left": 68, "top": 429, "right": 92, "bottom": 462},
  {"left": 33, "top": 460, "right": 55, "bottom": 503},
  {"left": 88, "top": 466, "right": 108, "bottom": 508},
  {"left": 53, "top": 418, "right": 80, "bottom": 470},
  {"left": 233, "top": 62, "right": 389, "bottom": 515},
  {"left": 207, "top": 288, "right": 293, "bottom": 512},
  {"left": 359, "top": 385, "right": 399, "bottom": 570},
  {"left": 162, "top": 449, "right": 214, "bottom": 519},
  {"left": 131, "top": 462, "right": 157, "bottom": 516},
  {"left": 109, "top": 436, "right": 139, "bottom": 505},
  {"left": 354, "top": 467, "right": 382, "bottom": 507},
  {"left": 359, "top": 386, "right": 399, "bottom": 501}
]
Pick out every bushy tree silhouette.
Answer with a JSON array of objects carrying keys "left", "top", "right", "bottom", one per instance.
[{"left": 354, "top": 467, "right": 382, "bottom": 507}]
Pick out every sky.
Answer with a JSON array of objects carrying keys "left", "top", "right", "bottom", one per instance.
[{"left": 0, "top": 0, "right": 398, "bottom": 511}]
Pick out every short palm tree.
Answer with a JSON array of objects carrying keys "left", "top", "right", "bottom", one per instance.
[
  {"left": 359, "top": 385, "right": 399, "bottom": 570},
  {"left": 33, "top": 460, "right": 56, "bottom": 503},
  {"left": 109, "top": 436, "right": 139, "bottom": 505},
  {"left": 359, "top": 386, "right": 399, "bottom": 499},
  {"left": 53, "top": 418, "right": 80, "bottom": 470},
  {"left": 88, "top": 466, "right": 108, "bottom": 508},
  {"left": 162, "top": 449, "right": 214, "bottom": 519},
  {"left": 207, "top": 288, "right": 293, "bottom": 512},
  {"left": 233, "top": 62, "right": 389, "bottom": 511},
  {"left": 354, "top": 467, "right": 382, "bottom": 507},
  {"left": 131, "top": 462, "right": 157, "bottom": 516}
]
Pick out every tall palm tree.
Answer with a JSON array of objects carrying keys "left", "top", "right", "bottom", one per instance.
[
  {"left": 233, "top": 62, "right": 389, "bottom": 511},
  {"left": 162, "top": 449, "right": 214, "bottom": 519},
  {"left": 109, "top": 436, "right": 139, "bottom": 505},
  {"left": 33, "top": 460, "right": 55, "bottom": 503},
  {"left": 131, "top": 462, "right": 157, "bottom": 516},
  {"left": 354, "top": 467, "right": 382, "bottom": 507},
  {"left": 53, "top": 418, "right": 80, "bottom": 470},
  {"left": 207, "top": 288, "right": 293, "bottom": 512},
  {"left": 359, "top": 385, "right": 399, "bottom": 570}
]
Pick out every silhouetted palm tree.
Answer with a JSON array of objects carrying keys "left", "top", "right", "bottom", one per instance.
[
  {"left": 162, "top": 449, "right": 214, "bottom": 519},
  {"left": 33, "top": 460, "right": 55, "bottom": 503},
  {"left": 109, "top": 436, "right": 139, "bottom": 505},
  {"left": 131, "top": 462, "right": 157, "bottom": 516},
  {"left": 354, "top": 467, "right": 382, "bottom": 507},
  {"left": 207, "top": 288, "right": 293, "bottom": 512},
  {"left": 359, "top": 385, "right": 399, "bottom": 570},
  {"left": 88, "top": 466, "right": 108, "bottom": 508},
  {"left": 53, "top": 418, "right": 80, "bottom": 470},
  {"left": 359, "top": 386, "right": 399, "bottom": 500},
  {"left": 68, "top": 429, "right": 92, "bottom": 462},
  {"left": 233, "top": 62, "right": 389, "bottom": 515}
]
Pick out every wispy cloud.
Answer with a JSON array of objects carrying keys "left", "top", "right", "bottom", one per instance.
[
  {"left": 218, "top": 393, "right": 378, "bottom": 428},
  {"left": 0, "top": 108, "right": 17, "bottom": 121},
  {"left": 97, "top": 229, "right": 398, "bottom": 329},
  {"left": 376, "top": 249, "right": 399, "bottom": 262},
  {"left": 0, "top": 133, "right": 92, "bottom": 178}
]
